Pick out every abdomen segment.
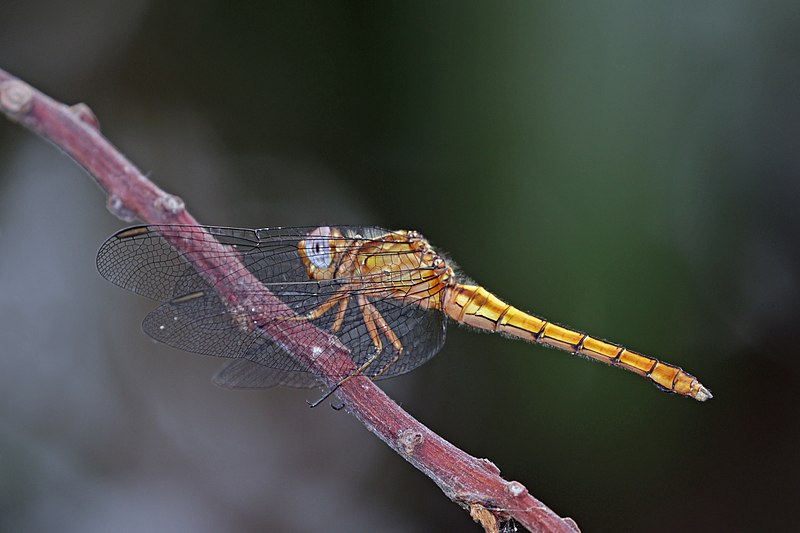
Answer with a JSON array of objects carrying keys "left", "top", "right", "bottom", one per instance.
[{"left": 442, "top": 284, "right": 712, "bottom": 401}]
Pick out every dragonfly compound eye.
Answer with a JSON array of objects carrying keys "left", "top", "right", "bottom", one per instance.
[{"left": 305, "top": 226, "right": 333, "bottom": 269}]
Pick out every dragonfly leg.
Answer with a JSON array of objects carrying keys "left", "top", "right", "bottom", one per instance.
[
  {"left": 359, "top": 294, "right": 384, "bottom": 357},
  {"left": 370, "top": 347, "right": 402, "bottom": 379},
  {"left": 370, "top": 303, "right": 403, "bottom": 354},
  {"left": 366, "top": 303, "right": 404, "bottom": 379},
  {"left": 281, "top": 289, "right": 350, "bottom": 324},
  {"left": 307, "top": 295, "right": 403, "bottom": 408},
  {"left": 322, "top": 295, "right": 393, "bottom": 388},
  {"left": 307, "top": 294, "right": 383, "bottom": 408},
  {"left": 348, "top": 296, "right": 406, "bottom": 380},
  {"left": 331, "top": 295, "right": 349, "bottom": 334}
]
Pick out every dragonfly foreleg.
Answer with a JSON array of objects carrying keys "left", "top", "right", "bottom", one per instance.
[{"left": 280, "top": 288, "right": 350, "bottom": 331}]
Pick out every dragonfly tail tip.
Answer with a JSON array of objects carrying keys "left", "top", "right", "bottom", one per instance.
[{"left": 692, "top": 384, "right": 713, "bottom": 402}]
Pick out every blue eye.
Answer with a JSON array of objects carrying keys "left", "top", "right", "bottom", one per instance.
[{"left": 306, "top": 227, "right": 332, "bottom": 269}]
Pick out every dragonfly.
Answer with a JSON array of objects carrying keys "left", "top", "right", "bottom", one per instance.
[{"left": 96, "top": 225, "right": 712, "bottom": 403}]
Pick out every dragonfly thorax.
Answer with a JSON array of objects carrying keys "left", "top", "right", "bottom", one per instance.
[
  {"left": 297, "top": 227, "right": 454, "bottom": 310},
  {"left": 354, "top": 230, "right": 454, "bottom": 310}
]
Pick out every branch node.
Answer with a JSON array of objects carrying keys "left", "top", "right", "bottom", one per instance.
[
  {"left": 505, "top": 480, "right": 526, "bottom": 498},
  {"left": 397, "top": 428, "right": 424, "bottom": 455},
  {"left": 70, "top": 102, "right": 100, "bottom": 130},
  {"left": 154, "top": 192, "right": 185, "bottom": 215},
  {"left": 106, "top": 194, "right": 137, "bottom": 222},
  {"left": 0, "top": 80, "right": 33, "bottom": 116}
]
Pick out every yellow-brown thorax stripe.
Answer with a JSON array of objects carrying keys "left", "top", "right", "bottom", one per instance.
[{"left": 353, "top": 233, "right": 450, "bottom": 310}]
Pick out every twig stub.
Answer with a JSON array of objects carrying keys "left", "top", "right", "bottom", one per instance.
[
  {"left": 0, "top": 80, "right": 34, "bottom": 116},
  {"left": 397, "top": 428, "right": 424, "bottom": 455}
]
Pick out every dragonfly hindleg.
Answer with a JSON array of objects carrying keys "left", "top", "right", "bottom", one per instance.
[
  {"left": 357, "top": 294, "right": 404, "bottom": 379},
  {"left": 359, "top": 293, "right": 384, "bottom": 356},
  {"left": 370, "top": 303, "right": 403, "bottom": 354},
  {"left": 370, "top": 348, "right": 403, "bottom": 380}
]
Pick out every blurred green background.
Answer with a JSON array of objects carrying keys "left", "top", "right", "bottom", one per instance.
[{"left": 1, "top": 1, "right": 798, "bottom": 531}]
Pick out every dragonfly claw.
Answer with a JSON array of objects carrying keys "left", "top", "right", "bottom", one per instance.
[{"left": 307, "top": 385, "right": 339, "bottom": 408}]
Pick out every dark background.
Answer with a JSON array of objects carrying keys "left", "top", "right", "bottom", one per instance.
[{"left": 1, "top": 2, "right": 798, "bottom": 532}]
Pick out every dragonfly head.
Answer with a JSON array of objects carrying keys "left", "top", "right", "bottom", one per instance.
[{"left": 298, "top": 226, "right": 346, "bottom": 280}]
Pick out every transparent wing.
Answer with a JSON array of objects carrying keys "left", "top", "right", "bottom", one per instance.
[
  {"left": 97, "top": 225, "right": 333, "bottom": 301},
  {"left": 97, "top": 225, "right": 446, "bottom": 388},
  {"left": 213, "top": 360, "right": 320, "bottom": 389}
]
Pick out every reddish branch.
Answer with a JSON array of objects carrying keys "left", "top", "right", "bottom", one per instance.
[{"left": 0, "top": 67, "right": 579, "bottom": 533}]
